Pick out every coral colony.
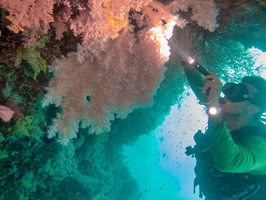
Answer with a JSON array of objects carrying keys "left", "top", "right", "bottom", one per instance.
[
  {"left": 0, "top": 0, "right": 265, "bottom": 199},
  {"left": 2, "top": 0, "right": 218, "bottom": 145}
]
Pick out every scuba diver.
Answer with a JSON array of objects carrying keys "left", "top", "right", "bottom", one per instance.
[{"left": 183, "top": 61, "right": 266, "bottom": 199}]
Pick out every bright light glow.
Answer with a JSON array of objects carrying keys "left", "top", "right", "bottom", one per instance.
[
  {"left": 164, "top": 21, "right": 176, "bottom": 40},
  {"left": 149, "top": 21, "right": 176, "bottom": 59},
  {"left": 188, "top": 57, "right": 195, "bottom": 64},
  {"left": 208, "top": 106, "right": 221, "bottom": 116}
]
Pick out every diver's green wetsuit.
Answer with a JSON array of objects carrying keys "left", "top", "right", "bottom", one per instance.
[
  {"left": 208, "top": 121, "right": 266, "bottom": 175},
  {"left": 184, "top": 65, "right": 266, "bottom": 199}
]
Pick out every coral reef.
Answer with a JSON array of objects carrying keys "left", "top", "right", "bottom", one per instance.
[
  {"left": 0, "top": 0, "right": 54, "bottom": 46},
  {"left": 0, "top": 0, "right": 266, "bottom": 199},
  {"left": 41, "top": 0, "right": 218, "bottom": 145},
  {"left": 42, "top": 25, "right": 170, "bottom": 145}
]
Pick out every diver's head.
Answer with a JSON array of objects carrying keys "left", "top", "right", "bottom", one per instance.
[
  {"left": 220, "top": 76, "right": 266, "bottom": 121},
  {"left": 241, "top": 76, "right": 266, "bottom": 115}
]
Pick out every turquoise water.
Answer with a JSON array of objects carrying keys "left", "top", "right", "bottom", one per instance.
[
  {"left": 1, "top": 1, "right": 266, "bottom": 199},
  {"left": 123, "top": 90, "right": 207, "bottom": 200}
]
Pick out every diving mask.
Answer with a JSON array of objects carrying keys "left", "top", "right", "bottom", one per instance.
[{"left": 222, "top": 83, "right": 251, "bottom": 103}]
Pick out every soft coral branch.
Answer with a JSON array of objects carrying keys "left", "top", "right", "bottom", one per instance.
[
  {"left": 42, "top": 24, "right": 169, "bottom": 145},
  {"left": 0, "top": 0, "right": 54, "bottom": 46},
  {"left": 41, "top": 0, "right": 219, "bottom": 145},
  {"left": 0, "top": 0, "right": 218, "bottom": 46}
]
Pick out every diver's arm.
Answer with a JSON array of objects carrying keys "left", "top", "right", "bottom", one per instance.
[
  {"left": 192, "top": 71, "right": 266, "bottom": 174},
  {"left": 183, "top": 63, "right": 205, "bottom": 100},
  {"left": 202, "top": 72, "right": 266, "bottom": 175},
  {"left": 207, "top": 123, "right": 266, "bottom": 175}
]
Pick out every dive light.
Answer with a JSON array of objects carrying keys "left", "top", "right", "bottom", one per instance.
[
  {"left": 188, "top": 57, "right": 221, "bottom": 116},
  {"left": 207, "top": 105, "right": 221, "bottom": 116},
  {"left": 188, "top": 57, "right": 210, "bottom": 76}
]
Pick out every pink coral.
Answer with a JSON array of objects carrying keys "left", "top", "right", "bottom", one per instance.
[
  {"left": 43, "top": 24, "right": 169, "bottom": 145},
  {"left": 41, "top": 0, "right": 219, "bottom": 145},
  {"left": 70, "top": 0, "right": 152, "bottom": 44},
  {"left": 0, "top": 0, "right": 218, "bottom": 46},
  {"left": 0, "top": 0, "right": 55, "bottom": 46}
]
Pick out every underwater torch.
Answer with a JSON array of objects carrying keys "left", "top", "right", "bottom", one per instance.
[
  {"left": 187, "top": 57, "right": 210, "bottom": 76},
  {"left": 187, "top": 57, "right": 221, "bottom": 116}
]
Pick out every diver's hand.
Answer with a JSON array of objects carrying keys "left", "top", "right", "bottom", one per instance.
[{"left": 201, "top": 72, "right": 222, "bottom": 104}]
